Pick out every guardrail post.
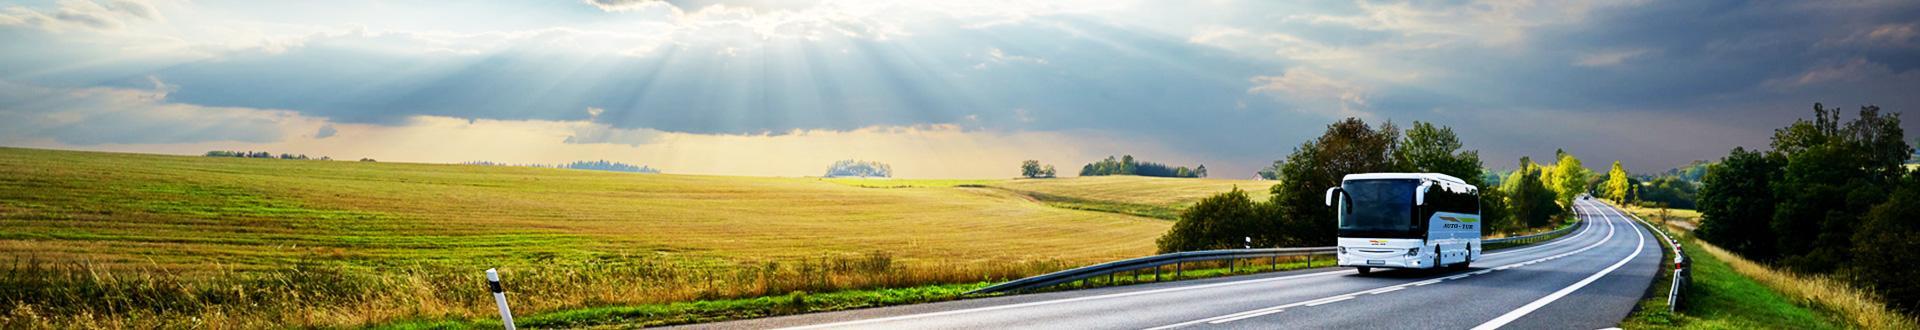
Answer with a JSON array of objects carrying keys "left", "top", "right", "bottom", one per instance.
[
  {"left": 486, "top": 268, "right": 516, "bottom": 330},
  {"left": 1154, "top": 265, "right": 1161, "bottom": 282},
  {"left": 1175, "top": 262, "right": 1183, "bottom": 279}
]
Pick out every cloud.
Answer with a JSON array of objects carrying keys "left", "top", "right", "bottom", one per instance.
[
  {"left": 563, "top": 124, "right": 667, "bottom": 146},
  {"left": 1764, "top": 58, "right": 1912, "bottom": 89},
  {"left": 314, "top": 125, "right": 336, "bottom": 139},
  {"left": 0, "top": 0, "right": 161, "bottom": 31},
  {"left": 583, "top": 0, "right": 669, "bottom": 12},
  {"left": 1573, "top": 49, "right": 1654, "bottom": 67},
  {"left": 0, "top": 80, "right": 322, "bottom": 145},
  {"left": 973, "top": 47, "right": 1046, "bottom": 69},
  {"left": 1248, "top": 69, "right": 1372, "bottom": 118},
  {"left": 1819, "top": 23, "right": 1919, "bottom": 49}
]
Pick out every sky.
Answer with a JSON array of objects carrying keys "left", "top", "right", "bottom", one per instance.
[{"left": 1, "top": 0, "right": 1916, "bottom": 178}]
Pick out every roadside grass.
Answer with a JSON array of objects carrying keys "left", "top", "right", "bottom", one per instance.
[
  {"left": 0, "top": 147, "right": 1176, "bottom": 328},
  {"left": 1622, "top": 233, "right": 1848, "bottom": 330},
  {"left": 1614, "top": 204, "right": 1703, "bottom": 230},
  {"left": 1608, "top": 200, "right": 1915, "bottom": 329},
  {"left": 379, "top": 283, "right": 992, "bottom": 329},
  {"left": 1694, "top": 240, "right": 1918, "bottom": 329},
  {"left": 1611, "top": 202, "right": 1868, "bottom": 330}
]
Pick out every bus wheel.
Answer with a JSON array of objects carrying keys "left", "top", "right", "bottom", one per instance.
[{"left": 1357, "top": 267, "right": 1371, "bottom": 275}]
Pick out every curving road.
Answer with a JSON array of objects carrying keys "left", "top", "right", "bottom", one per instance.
[{"left": 675, "top": 199, "right": 1660, "bottom": 330}]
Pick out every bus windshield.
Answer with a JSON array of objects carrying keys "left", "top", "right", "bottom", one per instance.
[{"left": 1338, "top": 179, "right": 1419, "bottom": 238}]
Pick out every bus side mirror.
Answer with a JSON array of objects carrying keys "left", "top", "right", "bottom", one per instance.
[
  {"left": 1415, "top": 182, "right": 1433, "bottom": 206},
  {"left": 1325, "top": 187, "right": 1342, "bottom": 207}
]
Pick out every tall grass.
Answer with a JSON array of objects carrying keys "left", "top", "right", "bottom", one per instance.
[
  {"left": 1696, "top": 241, "right": 1920, "bottom": 330},
  {"left": 0, "top": 252, "right": 1074, "bottom": 328}
]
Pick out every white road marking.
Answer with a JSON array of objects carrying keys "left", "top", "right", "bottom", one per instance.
[
  {"left": 1149, "top": 212, "right": 1622, "bottom": 329},
  {"left": 1469, "top": 201, "right": 1648, "bottom": 330},
  {"left": 1370, "top": 287, "right": 1405, "bottom": 294},
  {"left": 777, "top": 265, "right": 1350, "bottom": 329},
  {"left": 1305, "top": 296, "right": 1354, "bottom": 306}
]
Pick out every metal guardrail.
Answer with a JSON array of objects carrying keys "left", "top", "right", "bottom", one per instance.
[
  {"left": 1485, "top": 219, "right": 1582, "bottom": 246},
  {"left": 966, "top": 247, "right": 1335, "bottom": 294},
  {"left": 967, "top": 220, "right": 1588, "bottom": 295},
  {"left": 1621, "top": 209, "right": 1689, "bottom": 311}
]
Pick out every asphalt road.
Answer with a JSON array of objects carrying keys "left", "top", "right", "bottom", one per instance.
[{"left": 677, "top": 199, "right": 1660, "bottom": 330}]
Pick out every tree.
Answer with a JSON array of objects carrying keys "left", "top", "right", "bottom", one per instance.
[
  {"left": 1551, "top": 153, "right": 1590, "bottom": 204},
  {"left": 1604, "top": 161, "right": 1631, "bottom": 202},
  {"left": 1195, "top": 165, "right": 1208, "bottom": 178},
  {"left": 1393, "top": 121, "right": 1484, "bottom": 187},
  {"left": 1637, "top": 176, "right": 1696, "bottom": 209},
  {"left": 825, "top": 160, "right": 892, "bottom": 178},
  {"left": 1256, "top": 160, "right": 1283, "bottom": 180},
  {"left": 1506, "top": 157, "right": 1562, "bottom": 228},
  {"left": 1269, "top": 118, "right": 1400, "bottom": 246},
  {"left": 1848, "top": 171, "right": 1920, "bottom": 314},
  {"left": 1765, "top": 104, "right": 1905, "bottom": 273},
  {"left": 1021, "top": 160, "right": 1043, "bottom": 178},
  {"left": 1078, "top": 155, "right": 1202, "bottom": 178},
  {"left": 1478, "top": 185, "right": 1513, "bottom": 233},
  {"left": 1157, "top": 188, "right": 1270, "bottom": 252},
  {"left": 1042, "top": 165, "right": 1057, "bottom": 178}
]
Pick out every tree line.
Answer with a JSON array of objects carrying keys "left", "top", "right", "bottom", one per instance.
[
  {"left": 1159, "top": 119, "right": 1578, "bottom": 252},
  {"left": 1693, "top": 104, "right": 1919, "bottom": 314},
  {"left": 463, "top": 160, "right": 663, "bottom": 173},
  {"left": 1079, "top": 155, "right": 1206, "bottom": 178},
  {"left": 204, "top": 150, "right": 331, "bottom": 161},
  {"left": 825, "top": 160, "right": 892, "bottom": 178}
]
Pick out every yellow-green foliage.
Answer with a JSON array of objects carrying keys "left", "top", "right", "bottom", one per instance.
[{"left": 0, "top": 147, "right": 1174, "bottom": 328}]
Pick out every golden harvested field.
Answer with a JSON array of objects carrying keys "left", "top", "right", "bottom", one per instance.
[
  {"left": 0, "top": 147, "right": 1197, "bottom": 327},
  {"left": 989, "top": 175, "right": 1274, "bottom": 207}
]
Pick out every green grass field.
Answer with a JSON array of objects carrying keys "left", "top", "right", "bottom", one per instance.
[{"left": 0, "top": 147, "right": 1235, "bottom": 328}]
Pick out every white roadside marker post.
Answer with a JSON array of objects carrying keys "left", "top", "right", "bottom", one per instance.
[{"left": 487, "top": 268, "right": 517, "bottom": 330}]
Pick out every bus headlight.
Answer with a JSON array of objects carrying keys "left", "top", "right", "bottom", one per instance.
[{"left": 1406, "top": 247, "right": 1420, "bottom": 256}]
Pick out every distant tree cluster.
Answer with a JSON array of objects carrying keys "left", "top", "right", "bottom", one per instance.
[
  {"left": 560, "top": 160, "right": 660, "bottom": 173},
  {"left": 1634, "top": 176, "right": 1697, "bottom": 209},
  {"left": 1019, "top": 160, "right": 1058, "bottom": 178},
  {"left": 825, "top": 160, "right": 892, "bottom": 178},
  {"left": 204, "top": 150, "right": 330, "bottom": 161},
  {"left": 463, "top": 160, "right": 661, "bottom": 173},
  {"left": 1255, "top": 160, "right": 1282, "bottom": 180},
  {"left": 1658, "top": 160, "right": 1712, "bottom": 183},
  {"left": 1079, "top": 155, "right": 1206, "bottom": 178},
  {"left": 1696, "top": 104, "right": 1918, "bottom": 313}
]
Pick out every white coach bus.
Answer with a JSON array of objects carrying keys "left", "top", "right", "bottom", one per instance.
[{"left": 1324, "top": 173, "right": 1480, "bottom": 274}]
